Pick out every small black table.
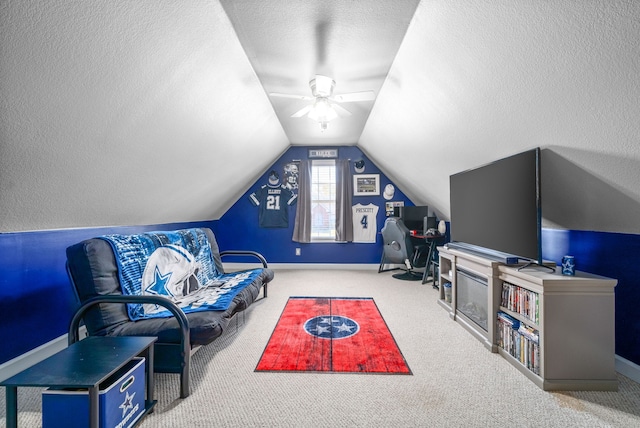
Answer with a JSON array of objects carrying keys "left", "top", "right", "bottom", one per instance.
[
  {"left": 419, "top": 233, "right": 445, "bottom": 286},
  {"left": 1, "top": 336, "right": 157, "bottom": 428}
]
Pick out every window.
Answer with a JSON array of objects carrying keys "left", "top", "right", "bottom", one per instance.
[{"left": 310, "top": 160, "right": 336, "bottom": 240}]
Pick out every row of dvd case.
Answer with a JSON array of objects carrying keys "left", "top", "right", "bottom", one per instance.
[
  {"left": 497, "top": 311, "right": 540, "bottom": 375},
  {"left": 500, "top": 281, "right": 539, "bottom": 324}
]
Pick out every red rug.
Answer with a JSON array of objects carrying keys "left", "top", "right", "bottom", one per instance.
[{"left": 255, "top": 297, "right": 411, "bottom": 374}]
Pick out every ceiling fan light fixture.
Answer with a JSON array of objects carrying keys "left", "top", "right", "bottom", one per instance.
[
  {"left": 274, "top": 74, "right": 371, "bottom": 131},
  {"left": 310, "top": 75, "right": 335, "bottom": 97},
  {"left": 308, "top": 97, "right": 338, "bottom": 124}
]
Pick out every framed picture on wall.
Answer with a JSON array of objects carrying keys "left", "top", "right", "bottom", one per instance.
[
  {"left": 386, "top": 201, "right": 404, "bottom": 216},
  {"left": 354, "top": 174, "right": 380, "bottom": 196},
  {"left": 308, "top": 149, "right": 338, "bottom": 158}
]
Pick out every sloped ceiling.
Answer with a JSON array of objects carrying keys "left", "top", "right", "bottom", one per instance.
[
  {"left": 0, "top": 0, "right": 288, "bottom": 231},
  {"left": 361, "top": 0, "right": 640, "bottom": 233},
  {"left": 220, "top": 0, "right": 419, "bottom": 145},
  {"left": 1, "top": 1, "right": 640, "bottom": 234}
]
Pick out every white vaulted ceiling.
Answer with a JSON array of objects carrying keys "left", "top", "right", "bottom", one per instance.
[
  {"left": 220, "top": 0, "right": 419, "bottom": 145},
  {"left": 1, "top": 1, "right": 640, "bottom": 233}
]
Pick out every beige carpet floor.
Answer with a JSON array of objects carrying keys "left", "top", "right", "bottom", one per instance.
[{"left": 2, "top": 268, "right": 640, "bottom": 427}]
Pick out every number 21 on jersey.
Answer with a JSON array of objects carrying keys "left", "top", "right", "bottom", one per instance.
[{"left": 266, "top": 195, "right": 281, "bottom": 211}]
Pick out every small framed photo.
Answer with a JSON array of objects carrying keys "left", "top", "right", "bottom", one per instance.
[
  {"left": 353, "top": 174, "right": 380, "bottom": 196},
  {"left": 386, "top": 201, "right": 404, "bottom": 216}
]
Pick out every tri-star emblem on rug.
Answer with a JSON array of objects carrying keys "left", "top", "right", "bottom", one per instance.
[{"left": 255, "top": 297, "right": 411, "bottom": 374}]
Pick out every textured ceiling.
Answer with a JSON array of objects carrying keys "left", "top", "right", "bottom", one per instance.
[
  {"left": 220, "top": 0, "right": 420, "bottom": 145},
  {"left": 1, "top": 1, "right": 640, "bottom": 234},
  {"left": 0, "top": 0, "right": 289, "bottom": 231},
  {"left": 361, "top": 0, "right": 640, "bottom": 229}
]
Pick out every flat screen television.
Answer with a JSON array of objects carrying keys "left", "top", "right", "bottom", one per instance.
[{"left": 449, "top": 147, "right": 543, "bottom": 266}]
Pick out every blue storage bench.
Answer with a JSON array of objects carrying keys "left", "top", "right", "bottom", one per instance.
[{"left": 43, "top": 358, "right": 146, "bottom": 428}]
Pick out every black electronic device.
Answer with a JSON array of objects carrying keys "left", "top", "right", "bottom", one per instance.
[
  {"left": 425, "top": 228, "right": 440, "bottom": 237},
  {"left": 401, "top": 205, "right": 429, "bottom": 232},
  {"left": 424, "top": 216, "right": 437, "bottom": 232},
  {"left": 449, "top": 147, "right": 549, "bottom": 270}
]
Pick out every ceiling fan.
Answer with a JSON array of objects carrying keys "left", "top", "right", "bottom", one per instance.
[{"left": 269, "top": 75, "right": 375, "bottom": 130}]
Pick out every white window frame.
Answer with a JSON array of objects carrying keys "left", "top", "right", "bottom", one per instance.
[{"left": 310, "top": 159, "right": 336, "bottom": 241}]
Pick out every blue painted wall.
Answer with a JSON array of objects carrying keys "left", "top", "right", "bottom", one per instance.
[
  {"left": 0, "top": 221, "right": 215, "bottom": 364},
  {"left": 1, "top": 147, "right": 639, "bottom": 369},
  {"left": 1, "top": 146, "right": 419, "bottom": 364},
  {"left": 211, "top": 146, "right": 416, "bottom": 264},
  {"left": 542, "top": 229, "right": 640, "bottom": 365}
]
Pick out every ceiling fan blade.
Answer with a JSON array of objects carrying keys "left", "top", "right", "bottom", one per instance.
[
  {"left": 331, "top": 103, "right": 352, "bottom": 118},
  {"left": 332, "top": 91, "right": 376, "bottom": 103},
  {"left": 291, "top": 104, "right": 313, "bottom": 118},
  {"left": 270, "top": 93, "right": 315, "bottom": 101}
]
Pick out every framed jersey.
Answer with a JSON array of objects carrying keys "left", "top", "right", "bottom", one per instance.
[
  {"left": 352, "top": 203, "right": 379, "bottom": 243},
  {"left": 249, "top": 184, "right": 297, "bottom": 228}
]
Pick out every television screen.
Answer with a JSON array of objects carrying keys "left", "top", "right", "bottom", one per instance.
[
  {"left": 401, "top": 205, "right": 429, "bottom": 232},
  {"left": 449, "top": 148, "right": 541, "bottom": 264}
]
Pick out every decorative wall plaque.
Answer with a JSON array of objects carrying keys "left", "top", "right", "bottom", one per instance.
[{"left": 308, "top": 149, "right": 338, "bottom": 159}]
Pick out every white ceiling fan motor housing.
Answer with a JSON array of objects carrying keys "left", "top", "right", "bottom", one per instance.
[{"left": 310, "top": 75, "right": 335, "bottom": 97}]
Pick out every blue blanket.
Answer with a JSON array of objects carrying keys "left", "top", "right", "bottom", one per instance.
[{"left": 100, "top": 228, "right": 261, "bottom": 320}]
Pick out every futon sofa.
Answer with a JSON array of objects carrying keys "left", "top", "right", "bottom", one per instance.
[{"left": 65, "top": 227, "right": 273, "bottom": 398}]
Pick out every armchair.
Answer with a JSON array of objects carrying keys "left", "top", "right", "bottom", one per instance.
[{"left": 378, "top": 217, "right": 428, "bottom": 280}]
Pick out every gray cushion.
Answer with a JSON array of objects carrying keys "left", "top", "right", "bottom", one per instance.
[{"left": 66, "top": 228, "right": 272, "bottom": 346}]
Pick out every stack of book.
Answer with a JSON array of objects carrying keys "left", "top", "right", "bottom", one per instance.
[
  {"left": 496, "top": 311, "right": 540, "bottom": 375},
  {"left": 500, "top": 281, "right": 539, "bottom": 324}
]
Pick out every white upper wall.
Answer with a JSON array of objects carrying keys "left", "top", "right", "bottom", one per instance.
[
  {"left": 0, "top": 0, "right": 288, "bottom": 232},
  {"left": 361, "top": 0, "right": 640, "bottom": 233},
  {"left": 1, "top": 0, "right": 639, "bottom": 234}
]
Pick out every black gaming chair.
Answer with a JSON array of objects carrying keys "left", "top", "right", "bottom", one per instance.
[{"left": 378, "top": 217, "right": 428, "bottom": 280}]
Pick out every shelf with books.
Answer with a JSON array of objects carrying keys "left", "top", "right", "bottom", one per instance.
[
  {"left": 499, "top": 281, "right": 540, "bottom": 328},
  {"left": 496, "top": 311, "right": 540, "bottom": 376},
  {"left": 498, "top": 307, "right": 539, "bottom": 330},
  {"left": 437, "top": 245, "right": 618, "bottom": 391},
  {"left": 496, "top": 265, "right": 618, "bottom": 391}
]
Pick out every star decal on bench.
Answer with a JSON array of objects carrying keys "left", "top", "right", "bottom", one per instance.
[{"left": 119, "top": 390, "right": 136, "bottom": 417}]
